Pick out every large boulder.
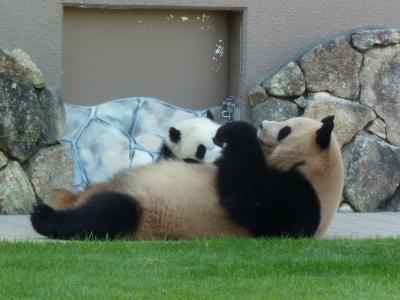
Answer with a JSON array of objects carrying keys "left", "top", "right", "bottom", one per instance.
[
  {"left": 359, "top": 45, "right": 400, "bottom": 146},
  {"left": 352, "top": 28, "right": 400, "bottom": 51},
  {"left": 0, "top": 161, "right": 36, "bottom": 214},
  {"left": 299, "top": 37, "right": 362, "bottom": 100},
  {"left": 24, "top": 143, "right": 74, "bottom": 204},
  {"left": 303, "top": 92, "right": 376, "bottom": 147},
  {"left": 343, "top": 132, "right": 400, "bottom": 212},
  {"left": 0, "top": 73, "right": 44, "bottom": 162},
  {"left": 0, "top": 48, "right": 68, "bottom": 213},
  {"left": 251, "top": 97, "right": 299, "bottom": 126},
  {"left": 39, "top": 88, "right": 66, "bottom": 145},
  {"left": 0, "top": 48, "right": 65, "bottom": 162},
  {"left": 262, "top": 62, "right": 305, "bottom": 97}
]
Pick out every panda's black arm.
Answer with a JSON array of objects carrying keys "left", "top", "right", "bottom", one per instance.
[
  {"left": 214, "top": 121, "right": 268, "bottom": 168},
  {"left": 214, "top": 122, "right": 320, "bottom": 237},
  {"left": 215, "top": 121, "right": 270, "bottom": 205}
]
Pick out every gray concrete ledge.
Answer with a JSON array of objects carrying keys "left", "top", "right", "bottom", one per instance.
[{"left": 0, "top": 213, "right": 399, "bottom": 241}]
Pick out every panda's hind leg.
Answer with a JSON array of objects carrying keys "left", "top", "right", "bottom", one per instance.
[{"left": 31, "top": 191, "right": 143, "bottom": 240}]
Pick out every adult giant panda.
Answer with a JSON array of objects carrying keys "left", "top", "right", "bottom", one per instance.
[
  {"left": 31, "top": 116, "right": 344, "bottom": 239},
  {"left": 158, "top": 112, "right": 222, "bottom": 164}
]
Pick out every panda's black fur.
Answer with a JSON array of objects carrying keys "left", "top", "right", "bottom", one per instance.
[
  {"left": 214, "top": 122, "right": 320, "bottom": 237},
  {"left": 31, "top": 117, "right": 343, "bottom": 240},
  {"left": 31, "top": 192, "right": 142, "bottom": 239}
]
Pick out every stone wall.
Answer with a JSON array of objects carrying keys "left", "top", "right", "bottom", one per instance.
[
  {"left": 0, "top": 49, "right": 73, "bottom": 214},
  {"left": 249, "top": 28, "right": 400, "bottom": 212}
]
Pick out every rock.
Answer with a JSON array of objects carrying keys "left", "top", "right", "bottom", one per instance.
[
  {"left": 24, "top": 143, "right": 74, "bottom": 204},
  {"left": 352, "top": 28, "right": 400, "bottom": 51},
  {"left": 359, "top": 45, "right": 400, "bottom": 146},
  {"left": 248, "top": 85, "right": 267, "bottom": 106},
  {"left": 343, "top": 132, "right": 400, "bottom": 212},
  {"left": 0, "top": 161, "right": 36, "bottom": 214},
  {"left": 299, "top": 37, "right": 362, "bottom": 100},
  {"left": 0, "top": 49, "right": 44, "bottom": 88},
  {"left": 337, "top": 203, "right": 354, "bottom": 213},
  {"left": 294, "top": 96, "right": 307, "bottom": 109},
  {"left": 39, "top": 88, "right": 65, "bottom": 145},
  {"left": 251, "top": 97, "right": 299, "bottom": 126},
  {"left": 262, "top": 62, "right": 305, "bottom": 97},
  {"left": 0, "top": 151, "right": 7, "bottom": 169},
  {"left": 304, "top": 92, "right": 376, "bottom": 146},
  {"left": 0, "top": 73, "right": 44, "bottom": 162},
  {"left": 366, "top": 118, "right": 386, "bottom": 140}
]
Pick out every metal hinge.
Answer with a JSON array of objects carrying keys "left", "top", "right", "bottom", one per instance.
[{"left": 221, "top": 96, "right": 239, "bottom": 122}]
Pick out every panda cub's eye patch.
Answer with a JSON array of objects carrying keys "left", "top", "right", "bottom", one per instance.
[
  {"left": 277, "top": 126, "right": 292, "bottom": 141},
  {"left": 195, "top": 144, "right": 206, "bottom": 160}
]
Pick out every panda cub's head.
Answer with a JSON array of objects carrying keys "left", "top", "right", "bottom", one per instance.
[{"left": 160, "top": 113, "right": 222, "bottom": 164}]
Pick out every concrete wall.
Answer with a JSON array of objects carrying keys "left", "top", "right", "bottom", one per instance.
[{"left": 2, "top": 0, "right": 400, "bottom": 117}]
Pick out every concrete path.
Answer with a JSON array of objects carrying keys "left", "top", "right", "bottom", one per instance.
[{"left": 0, "top": 213, "right": 399, "bottom": 241}]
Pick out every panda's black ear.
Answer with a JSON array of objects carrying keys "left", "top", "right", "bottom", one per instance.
[
  {"left": 169, "top": 127, "right": 181, "bottom": 144},
  {"left": 205, "top": 110, "right": 215, "bottom": 121},
  {"left": 316, "top": 115, "right": 334, "bottom": 149}
]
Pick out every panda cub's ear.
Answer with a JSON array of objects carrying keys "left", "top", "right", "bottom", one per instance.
[
  {"left": 316, "top": 115, "right": 335, "bottom": 149},
  {"left": 169, "top": 127, "right": 181, "bottom": 144}
]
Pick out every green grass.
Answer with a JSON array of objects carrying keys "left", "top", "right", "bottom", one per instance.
[{"left": 0, "top": 239, "right": 399, "bottom": 299}]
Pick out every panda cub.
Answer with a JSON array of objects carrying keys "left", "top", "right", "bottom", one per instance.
[
  {"left": 31, "top": 116, "right": 344, "bottom": 240},
  {"left": 159, "top": 111, "right": 222, "bottom": 163}
]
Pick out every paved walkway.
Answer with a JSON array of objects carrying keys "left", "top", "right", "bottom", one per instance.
[{"left": 0, "top": 213, "right": 399, "bottom": 241}]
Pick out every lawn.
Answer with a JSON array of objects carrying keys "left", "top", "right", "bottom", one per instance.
[{"left": 0, "top": 238, "right": 399, "bottom": 299}]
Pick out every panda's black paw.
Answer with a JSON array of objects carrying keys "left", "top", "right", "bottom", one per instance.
[
  {"left": 214, "top": 121, "right": 257, "bottom": 147},
  {"left": 31, "top": 202, "right": 54, "bottom": 220}
]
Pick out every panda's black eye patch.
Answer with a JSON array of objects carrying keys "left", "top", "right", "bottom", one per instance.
[
  {"left": 277, "top": 126, "right": 291, "bottom": 141},
  {"left": 169, "top": 127, "right": 181, "bottom": 144},
  {"left": 195, "top": 144, "right": 206, "bottom": 160}
]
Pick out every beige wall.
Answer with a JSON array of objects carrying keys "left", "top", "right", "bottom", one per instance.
[{"left": 2, "top": 0, "right": 400, "bottom": 117}]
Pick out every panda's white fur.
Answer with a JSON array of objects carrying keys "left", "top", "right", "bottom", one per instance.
[
  {"left": 31, "top": 116, "right": 344, "bottom": 240},
  {"left": 159, "top": 117, "right": 222, "bottom": 163}
]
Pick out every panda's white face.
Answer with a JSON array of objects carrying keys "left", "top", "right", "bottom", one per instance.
[
  {"left": 257, "top": 116, "right": 335, "bottom": 170},
  {"left": 167, "top": 118, "right": 222, "bottom": 163}
]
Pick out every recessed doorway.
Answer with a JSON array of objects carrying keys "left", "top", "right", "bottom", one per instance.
[{"left": 62, "top": 7, "right": 240, "bottom": 109}]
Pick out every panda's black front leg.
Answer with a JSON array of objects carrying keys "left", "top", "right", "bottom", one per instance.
[
  {"left": 214, "top": 121, "right": 267, "bottom": 169},
  {"left": 215, "top": 122, "right": 270, "bottom": 233}
]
